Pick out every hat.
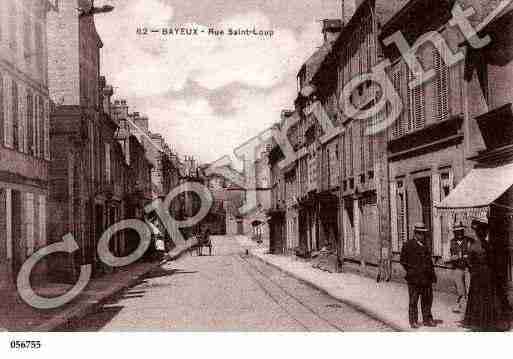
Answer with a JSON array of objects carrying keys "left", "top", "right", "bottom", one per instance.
[
  {"left": 414, "top": 223, "right": 428, "bottom": 232},
  {"left": 471, "top": 217, "right": 488, "bottom": 230},
  {"left": 453, "top": 222, "right": 465, "bottom": 232}
]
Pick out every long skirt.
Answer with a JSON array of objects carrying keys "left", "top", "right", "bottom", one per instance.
[{"left": 463, "top": 265, "right": 503, "bottom": 331}]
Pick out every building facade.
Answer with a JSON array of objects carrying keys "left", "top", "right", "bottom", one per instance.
[
  {"left": 47, "top": 1, "right": 121, "bottom": 279},
  {"left": 0, "top": 0, "right": 52, "bottom": 289}
]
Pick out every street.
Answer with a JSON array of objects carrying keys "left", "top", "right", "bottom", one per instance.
[{"left": 56, "top": 236, "right": 393, "bottom": 332}]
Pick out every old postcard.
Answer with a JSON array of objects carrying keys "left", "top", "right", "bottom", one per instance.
[{"left": 1, "top": 0, "right": 513, "bottom": 355}]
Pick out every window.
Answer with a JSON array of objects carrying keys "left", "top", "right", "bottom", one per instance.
[
  {"left": 26, "top": 90, "right": 34, "bottom": 155},
  {"left": 105, "top": 143, "right": 111, "bottom": 183},
  {"left": 35, "top": 23, "right": 44, "bottom": 80},
  {"left": 326, "top": 148, "right": 331, "bottom": 188},
  {"left": 9, "top": 1, "right": 17, "bottom": 51},
  {"left": 23, "top": 9, "right": 32, "bottom": 62},
  {"left": 12, "top": 81, "right": 19, "bottom": 151},
  {"left": 368, "top": 133, "right": 374, "bottom": 168}
]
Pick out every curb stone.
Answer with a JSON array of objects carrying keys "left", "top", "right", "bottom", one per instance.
[
  {"left": 248, "top": 249, "right": 408, "bottom": 332},
  {"left": 33, "top": 243, "right": 194, "bottom": 332}
]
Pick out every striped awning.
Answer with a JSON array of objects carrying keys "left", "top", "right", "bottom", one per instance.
[{"left": 435, "top": 163, "right": 513, "bottom": 217}]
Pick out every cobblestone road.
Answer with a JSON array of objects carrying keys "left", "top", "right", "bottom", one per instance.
[{"left": 57, "top": 236, "right": 394, "bottom": 331}]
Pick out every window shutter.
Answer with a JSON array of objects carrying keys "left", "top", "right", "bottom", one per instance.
[
  {"left": 6, "top": 188, "right": 12, "bottom": 260},
  {"left": 354, "top": 199, "right": 361, "bottom": 256},
  {"left": 44, "top": 100, "right": 50, "bottom": 161},
  {"left": 408, "top": 67, "right": 426, "bottom": 131},
  {"left": 4, "top": 77, "right": 12, "bottom": 148},
  {"left": 433, "top": 47, "right": 450, "bottom": 122},
  {"left": 397, "top": 181, "right": 408, "bottom": 249},
  {"left": 390, "top": 181, "right": 399, "bottom": 252},
  {"left": 391, "top": 64, "right": 402, "bottom": 138},
  {"left": 39, "top": 195, "right": 46, "bottom": 249},
  {"left": 26, "top": 192, "right": 35, "bottom": 256},
  {"left": 19, "top": 85, "right": 26, "bottom": 153},
  {"left": 432, "top": 173, "right": 442, "bottom": 257}
]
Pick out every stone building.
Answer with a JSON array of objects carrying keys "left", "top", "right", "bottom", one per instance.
[
  {"left": 0, "top": 0, "right": 52, "bottom": 289},
  {"left": 46, "top": 0, "right": 118, "bottom": 279}
]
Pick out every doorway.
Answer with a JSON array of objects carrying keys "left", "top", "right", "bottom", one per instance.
[{"left": 414, "top": 177, "right": 432, "bottom": 251}]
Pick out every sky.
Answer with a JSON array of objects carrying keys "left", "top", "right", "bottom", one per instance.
[{"left": 94, "top": 0, "right": 342, "bottom": 164}]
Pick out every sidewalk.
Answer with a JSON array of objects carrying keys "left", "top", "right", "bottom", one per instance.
[
  {"left": 235, "top": 236, "right": 464, "bottom": 332},
  {"left": 0, "top": 239, "right": 197, "bottom": 332}
]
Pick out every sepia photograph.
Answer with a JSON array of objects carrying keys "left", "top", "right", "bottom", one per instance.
[{"left": 1, "top": 0, "right": 513, "bottom": 356}]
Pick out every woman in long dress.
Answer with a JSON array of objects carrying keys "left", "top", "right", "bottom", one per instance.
[{"left": 463, "top": 227, "right": 502, "bottom": 331}]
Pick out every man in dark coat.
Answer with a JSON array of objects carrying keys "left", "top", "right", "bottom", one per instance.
[{"left": 400, "top": 223, "right": 437, "bottom": 329}]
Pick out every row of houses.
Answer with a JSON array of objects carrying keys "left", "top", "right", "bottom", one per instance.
[
  {"left": 0, "top": 0, "right": 191, "bottom": 290},
  {"left": 265, "top": 0, "right": 513, "bottom": 299}
]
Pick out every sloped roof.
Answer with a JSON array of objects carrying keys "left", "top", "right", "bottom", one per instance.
[{"left": 301, "top": 42, "right": 333, "bottom": 87}]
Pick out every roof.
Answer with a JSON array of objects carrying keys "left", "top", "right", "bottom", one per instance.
[
  {"left": 436, "top": 163, "right": 513, "bottom": 217},
  {"left": 300, "top": 42, "right": 333, "bottom": 89}
]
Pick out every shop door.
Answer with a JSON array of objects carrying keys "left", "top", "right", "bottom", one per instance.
[
  {"left": 360, "top": 193, "right": 379, "bottom": 265},
  {"left": 237, "top": 220, "right": 244, "bottom": 235},
  {"left": 11, "top": 190, "right": 23, "bottom": 277}
]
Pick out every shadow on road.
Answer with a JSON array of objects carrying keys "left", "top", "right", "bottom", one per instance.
[
  {"left": 141, "top": 268, "right": 198, "bottom": 280},
  {"left": 55, "top": 265, "right": 199, "bottom": 331}
]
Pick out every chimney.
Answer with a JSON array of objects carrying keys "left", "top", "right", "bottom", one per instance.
[
  {"left": 134, "top": 115, "right": 149, "bottom": 132},
  {"left": 342, "top": 0, "right": 365, "bottom": 25},
  {"left": 112, "top": 98, "right": 129, "bottom": 121},
  {"left": 322, "top": 19, "right": 343, "bottom": 44},
  {"left": 103, "top": 85, "right": 114, "bottom": 117}
]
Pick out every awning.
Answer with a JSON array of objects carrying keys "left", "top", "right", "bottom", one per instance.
[{"left": 435, "top": 163, "right": 513, "bottom": 217}]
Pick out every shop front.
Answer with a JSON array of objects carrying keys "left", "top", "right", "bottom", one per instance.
[{"left": 436, "top": 104, "right": 513, "bottom": 305}]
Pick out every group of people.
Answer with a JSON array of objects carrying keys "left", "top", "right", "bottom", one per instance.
[{"left": 400, "top": 219, "right": 510, "bottom": 331}]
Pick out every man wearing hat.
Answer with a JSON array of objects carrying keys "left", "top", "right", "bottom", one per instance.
[
  {"left": 448, "top": 223, "right": 472, "bottom": 313},
  {"left": 400, "top": 223, "right": 437, "bottom": 329}
]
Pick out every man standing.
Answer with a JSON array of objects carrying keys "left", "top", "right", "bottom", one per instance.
[
  {"left": 400, "top": 223, "right": 437, "bottom": 329},
  {"left": 448, "top": 223, "right": 471, "bottom": 314}
]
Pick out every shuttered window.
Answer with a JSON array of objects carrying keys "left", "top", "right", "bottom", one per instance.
[
  {"left": 35, "top": 23, "right": 44, "bottom": 81},
  {"left": 23, "top": 9, "right": 31, "bottom": 62},
  {"left": 433, "top": 47, "right": 450, "bottom": 122},
  {"left": 9, "top": 1, "right": 16, "bottom": 51}
]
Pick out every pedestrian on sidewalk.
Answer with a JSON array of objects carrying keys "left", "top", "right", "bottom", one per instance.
[
  {"left": 463, "top": 219, "right": 504, "bottom": 331},
  {"left": 448, "top": 223, "right": 471, "bottom": 314},
  {"left": 400, "top": 223, "right": 437, "bottom": 329}
]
